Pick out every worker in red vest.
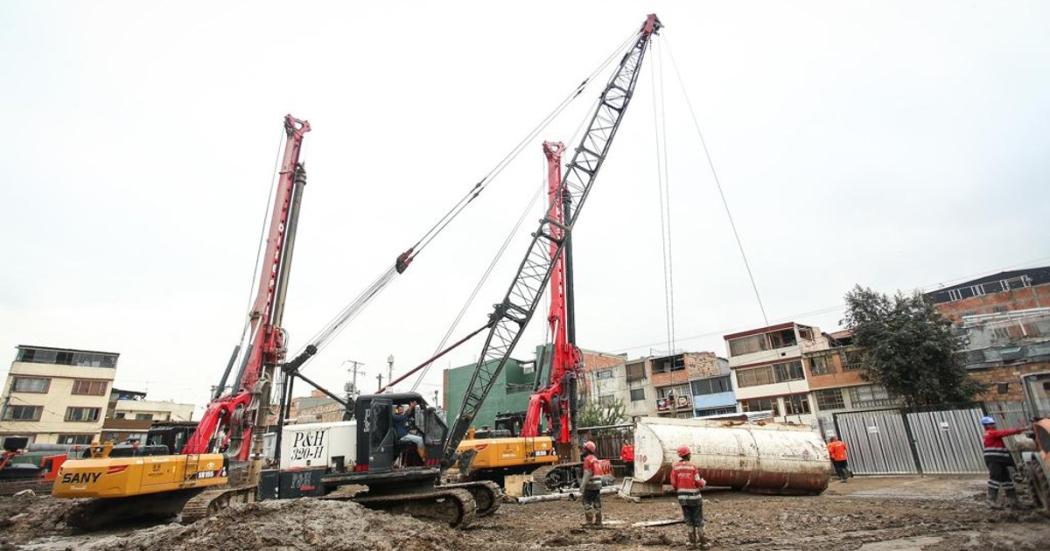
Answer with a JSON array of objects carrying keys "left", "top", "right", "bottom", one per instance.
[
  {"left": 670, "top": 445, "right": 709, "bottom": 549},
  {"left": 827, "top": 436, "right": 851, "bottom": 482},
  {"left": 579, "top": 440, "right": 605, "bottom": 527},
  {"left": 620, "top": 441, "right": 635, "bottom": 477},
  {"left": 981, "top": 416, "right": 1027, "bottom": 509}
]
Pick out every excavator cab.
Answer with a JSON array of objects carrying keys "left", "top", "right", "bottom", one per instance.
[{"left": 353, "top": 392, "right": 446, "bottom": 474}]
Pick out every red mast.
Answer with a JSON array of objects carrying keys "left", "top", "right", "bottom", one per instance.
[
  {"left": 522, "top": 141, "right": 580, "bottom": 444},
  {"left": 183, "top": 115, "right": 311, "bottom": 461}
]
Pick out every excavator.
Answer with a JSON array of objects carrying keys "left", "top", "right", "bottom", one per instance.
[
  {"left": 52, "top": 13, "right": 662, "bottom": 528},
  {"left": 1006, "top": 371, "right": 1050, "bottom": 513},
  {"left": 52, "top": 114, "right": 312, "bottom": 526}
]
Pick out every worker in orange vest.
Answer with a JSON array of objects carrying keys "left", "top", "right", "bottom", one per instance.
[
  {"left": 620, "top": 441, "right": 635, "bottom": 477},
  {"left": 671, "top": 445, "right": 709, "bottom": 549},
  {"left": 827, "top": 436, "right": 851, "bottom": 482},
  {"left": 579, "top": 440, "right": 605, "bottom": 527}
]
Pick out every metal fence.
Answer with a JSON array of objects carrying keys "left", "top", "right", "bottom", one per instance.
[
  {"left": 834, "top": 406, "right": 988, "bottom": 475},
  {"left": 835, "top": 409, "right": 919, "bottom": 474}
]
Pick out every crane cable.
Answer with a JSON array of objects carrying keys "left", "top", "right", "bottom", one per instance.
[
  {"left": 663, "top": 31, "right": 769, "bottom": 326},
  {"left": 408, "top": 31, "right": 645, "bottom": 393},
  {"left": 650, "top": 38, "right": 677, "bottom": 356},
  {"left": 291, "top": 29, "right": 642, "bottom": 366},
  {"left": 405, "top": 29, "right": 640, "bottom": 262},
  {"left": 410, "top": 177, "right": 546, "bottom": 392}
]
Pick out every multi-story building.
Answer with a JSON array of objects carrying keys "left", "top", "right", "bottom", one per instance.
[
  {"left": 589, "top": 352, "right": 732, "bottom": 421},
  {"left": 100, "top": 388, "right": 195, "bottom": 443},
  {"left": 724, "top": 323, "right": 829, "bottom": 425},
  {"left": 925, "top": 266, "right": 1050, "bottom": 323},
  {"left": 802, "top": 330, "right": 900, "bottom": 435},
  {"left": 443, "top": 345, "right": 625, "bottom": 430},
  {"left": 0, "top": 345, "right": 119, "bottom": 445}
]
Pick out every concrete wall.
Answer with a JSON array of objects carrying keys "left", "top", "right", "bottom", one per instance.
[
  {"left": 0, "top": 361, "right": 116, "bottom": 443},
  {"left": 113, "top": 399, "right": 194, "bottom": 421},
  {"left": 443, "top": 357, "right": 531, "bottom": 428}
]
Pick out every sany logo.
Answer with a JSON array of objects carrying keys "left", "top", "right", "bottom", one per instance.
[{"left": 61, "top": 472, "right": 101, "bottom": 484}]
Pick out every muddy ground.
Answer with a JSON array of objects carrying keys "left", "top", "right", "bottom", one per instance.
[{"left": 3, "top": 476, "right": 1048, "bottom": 550}]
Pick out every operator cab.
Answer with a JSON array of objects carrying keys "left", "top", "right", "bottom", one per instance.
[{"left": 353, "top": 392, "right": 446, "bottom": 473}]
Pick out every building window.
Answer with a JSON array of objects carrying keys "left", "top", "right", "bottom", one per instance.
[
  {"left": 12, "top": 377, "right": 50, "bottom": 393},
  {"left": 57, "top": 434, "right": 93, "bottom": 445},
  {"left": 783, "top": 394, "right": 811, "bottom": 415},
  {"left": 626, "top": 362, "right": 646, "bottom": 382},
  {"left": 65, "top": 407, "right": 101, "bottom": 422},
  {"left": 767, "top": 329, "right": 797, "bottom": 349},
  {"left": 657, "top": 384, "right": 691, "bottom": 398},
  {"left": 690, "top": 375, "right": 731, "bottom": 396},
  {"left": 3, "top": 405, "right": 43, "bottom": 421},
  {"left": 847, "top": 385, "right": 895, "bottom": 408},
  {"left": 114, "top": 412, "right": 126, "bottom": 419},
  {"left": 808, "top": 355, "right": 832, "bottom": 376},
  {"left": 652, "top": 355, "right": 685, "bottom": 374},
  {"left": 596, "top": 369, "right": 614, "bottom": 380},
  {"left": 135, "top": 413, "right": 155, "bottom": 421},
  {"left": 694, "top": 406, "right": 737, "bottom": 417},
  {"left": 728, "top": 334, "right": 768, "bottom": 356},
  {"left": 736, "top": 366, "right": 774, "bottom": 388},
  {"left": 997, "top": 383, "right": 1009, "bottom": 395},
  {"left": 16, "top": 348, "right": 117, "bottom": 368},
  {"left": 841, "top": 350, "right": 864, "bottom": 371},
  {"left": 1004, "top": 276, "right": 1031, "bottom": 291},
  {"left": 630, "top": 388, "right": 646, "bottom": 402},
  {"left": 739, "top": 397, "right": 778, "bottom": 415},
  {"left": 772, "top": 361, "right": 805, "bottom": 382},
  {"left": 815, "top": 389, "right": 846, "bottom": 411},
  {"left": 71, "top": 379, "right": 108, "bottom": 396}
]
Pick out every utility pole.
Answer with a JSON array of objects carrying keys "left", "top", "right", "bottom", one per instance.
[
  {"left": 377, "top": 373, "right": 383, "bottom": 392},
  {"left": 387, "top": 355, "right": 395, "bottom": 391},
  {"left": 342, "top": 360, "right": 365, "bottom": 400}
]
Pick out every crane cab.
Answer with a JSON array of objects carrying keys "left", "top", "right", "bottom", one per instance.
[{"left": 352, "top": 392, "right": 446, "bottom": 473}]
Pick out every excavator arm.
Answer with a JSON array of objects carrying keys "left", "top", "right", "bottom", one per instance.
[{"left": 442, "top": 14, "right": 661, "bottom": 465}]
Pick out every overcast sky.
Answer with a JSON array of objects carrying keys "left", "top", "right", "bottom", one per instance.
[{"left": 2, "top": 2, "right": 1049, "bottom": 415}]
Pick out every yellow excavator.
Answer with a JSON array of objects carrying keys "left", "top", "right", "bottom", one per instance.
[{"left": 52, "top": 114, "right": 312, "bottom": 526}]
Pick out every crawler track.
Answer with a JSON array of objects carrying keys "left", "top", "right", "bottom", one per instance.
[
  {"left": 336, "top": 487, "right": 477, "bottom": 528},
  {"left": 180, "top": 485, "right": 257, "bottom": 524}
]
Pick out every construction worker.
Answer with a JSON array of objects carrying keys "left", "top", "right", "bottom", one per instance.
[
  {"left": 579, "top": 440, "right": 604, "bottom": 527},
  {"left": 981, "top": 415, "right": 1026, "bottom": 509},
  {"left": 671, "top": 445, "right": 709, "bottom": 550},
  {"left": 620, "top": 441, "right": 635, "bottom": 477},
  {"left": 827, "top": 436, "right": 851, "bottom": 482}
]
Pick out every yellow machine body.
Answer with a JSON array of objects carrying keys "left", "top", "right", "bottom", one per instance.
[
  {"left": 52, "top": 453, "right": 228, "bottom": 499},
  {"left": 457, "top": 436, "right": 558, "bottom": 471}
]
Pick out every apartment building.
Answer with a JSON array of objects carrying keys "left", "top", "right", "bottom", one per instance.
[
  {"left": 0, "top": 345, "right": 119, "bottom": 445},
  {"left": 589, "top": 352, "right": 732, "bottom": 420},
  {"left": 724, "top": 322, "right": 829, "bottom": 425},
  {"left": 100, "top": 388, "right": 195, "bottom": 443}
]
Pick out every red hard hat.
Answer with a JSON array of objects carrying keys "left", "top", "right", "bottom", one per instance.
[
  {"left": 677, "top": 445, "right": 690, "bottom": 458},
  {"left": 583, "top": 441, "right": 597, "bottom": 453}
]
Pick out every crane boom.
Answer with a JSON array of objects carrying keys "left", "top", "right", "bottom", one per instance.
[
  {"left": 184, "top": 115, "right": 311, "bottom": 461},
  {"left": 443, "top": 14, "right": 661, "bottom": 463}
]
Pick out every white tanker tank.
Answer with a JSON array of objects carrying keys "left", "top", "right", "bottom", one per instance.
[{"left": 634, "top": 416, "right": 832, "bottom": 494}]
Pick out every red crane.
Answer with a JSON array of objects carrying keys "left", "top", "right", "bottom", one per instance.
[
  {"left": 183, "top": 114, "right": 311, "bottom": 462},
  {"left": 521, "top": 141, "right": 581, "bottom": 448}
]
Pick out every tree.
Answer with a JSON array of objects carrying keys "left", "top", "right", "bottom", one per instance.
[
  {"left": 843, "top": 285, "right": 982, "bottom": 407},
  {"left": 577, "top": 399, "right": 626, "bottom": 431}
]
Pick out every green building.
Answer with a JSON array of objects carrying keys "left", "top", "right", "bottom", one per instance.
[{"left": 443, "top": 345, "right": 549, "bottom": 428}]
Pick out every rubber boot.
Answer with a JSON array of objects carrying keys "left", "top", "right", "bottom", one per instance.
[
  {"left": 688, "top": 526, "right": 697, "bottom": 547},
  {"left": 583, "top": 512, "right": 594, "bottom": 527},
  {"left": 699, "top": 530, "right": 712, "bottom": 551},
  {"left": 1005, "top": 489, "right": 1030, "bottom": 510},
  {"left": 594, "top": 511, "right": 603, "bottom": 528},
  {"left": 987, "top": 487, "right": 1002, "bottom": 509}
]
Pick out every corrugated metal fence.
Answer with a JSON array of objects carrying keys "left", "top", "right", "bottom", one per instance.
[{"left": 834, "top": 407, "right": 987, "bottom": 475}]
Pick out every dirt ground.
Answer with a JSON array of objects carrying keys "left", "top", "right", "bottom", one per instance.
[{"left": 4, "top": 476, "right": 1048, "bottom": 550}]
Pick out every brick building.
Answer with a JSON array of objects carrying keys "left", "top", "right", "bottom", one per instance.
[
  {"left": 925, "top": 266, "right": 1050, "bottom": 323},
  {"left": 724, "top": 322, "right": 829, "bottom": 425}
]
